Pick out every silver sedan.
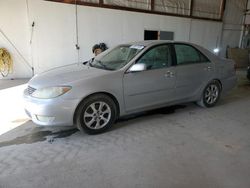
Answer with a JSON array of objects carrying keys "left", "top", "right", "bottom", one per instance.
[{"left": 24, "top": 41, "right": 237, "bottom": 134}]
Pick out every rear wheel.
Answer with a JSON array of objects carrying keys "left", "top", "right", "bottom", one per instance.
[
  {"left": 197, "top": 81, "right": 221, "bottom": 108},
  {"left": 75, "top": 94, "right": 117, "bottom": 134}
]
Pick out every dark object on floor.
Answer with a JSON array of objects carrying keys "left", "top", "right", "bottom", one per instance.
[
  {"left": 0, "top": 129, "right": 78, "bottom": 148},
  {"left": 247, "top": 66, "right": 250, "bottom": 80}
]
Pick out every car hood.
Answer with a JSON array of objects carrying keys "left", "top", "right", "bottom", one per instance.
[{"left": 29, "top": 63, "right": 109, "bottom": 88}]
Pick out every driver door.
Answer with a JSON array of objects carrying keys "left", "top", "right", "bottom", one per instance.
[{"left": 123, "top": 44, "right": 176, "bottom": 112}]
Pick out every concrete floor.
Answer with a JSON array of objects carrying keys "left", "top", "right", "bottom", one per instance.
[
  {"left": 0, "top": 72, "right": 250, "bottom": 188},
  {"left": 0, "top": 79, "right": 29, "bottom": 135},
  {"left": 0, "top": 79, "right": 28, "bottom": 90}
]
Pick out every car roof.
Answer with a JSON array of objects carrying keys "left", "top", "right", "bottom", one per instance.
[
  {"left": 125, "top": 40, "right": 173, "bottom": 46},
  {"left": 123, "top": 40, "right": 220, "bottom": 62},
  {"left": 124, "top": 40, "right": 201, "bottom": 47}
]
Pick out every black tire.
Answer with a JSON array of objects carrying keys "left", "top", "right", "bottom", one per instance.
[
  {"left": 75, "top": 94, "right": 117, "bottom": 134},
  {"left": 247, "top": 67, "right": 250, "bottom": 80},
  {"left": 197, "top": 80, "right": 221, "bottom": 108}
]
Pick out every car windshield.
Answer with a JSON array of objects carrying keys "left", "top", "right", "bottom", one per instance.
[{"left": 90, "top": 45, "right": 144, "bottom": 70}]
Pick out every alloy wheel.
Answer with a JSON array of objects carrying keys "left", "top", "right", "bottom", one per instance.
[
  {"left": 83, "top": 101, "right": 111, "bottom": 130},
  {"left": 204, "top": 84, "right": 219, "bottom": 105}
]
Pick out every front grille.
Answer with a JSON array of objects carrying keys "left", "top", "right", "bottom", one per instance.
[{"left": 27, "top": 86, "right": 36, "bottom": 95}]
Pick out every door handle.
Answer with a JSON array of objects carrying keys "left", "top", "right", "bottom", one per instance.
[
  {"left": 204, "top": 66, "right": 212, "bottom": 71},
  {"left": 165, "top": 71, "right": 174, "bottom": 78}
]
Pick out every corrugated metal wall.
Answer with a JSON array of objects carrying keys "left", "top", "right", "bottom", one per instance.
[{"left": 56, "top": 0, "right": 224, "bottom": 19}]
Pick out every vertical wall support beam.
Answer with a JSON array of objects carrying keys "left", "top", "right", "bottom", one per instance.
[
  {"left": 189, "top": 0, "right": 193, "bottom": 16},
  {"left": 239, "top": 0, "right": 249, "bottom": 48},
  {"left": 151, "top": 0, "right": 155, "bottom": 11},
  {"left": 100, "top": 0, "right": 103, "bottom": 5},
  {"left": 220, "top": 0, "right": 226, "bottom": 20}
]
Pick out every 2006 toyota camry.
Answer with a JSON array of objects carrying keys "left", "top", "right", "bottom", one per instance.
[{"left": 24, "top": 41, "right": 237, "bottom": 134}]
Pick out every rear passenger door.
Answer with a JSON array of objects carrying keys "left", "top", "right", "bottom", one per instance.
[{"left": 174, "top": 43, "right": 214, "bottom": 101}]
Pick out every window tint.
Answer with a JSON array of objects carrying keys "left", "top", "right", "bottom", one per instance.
[
  {"left": 137, "top": 45, "right": 171, "bottom": 70},
  {"left": 92, "top": 45, "right": 143, "bottom": 70},
  {"left": 199, "top": 51, "right": 209, "bottom": 62},
  {"left": 175, "top": 44, "right": 209, "bottom": 65}
]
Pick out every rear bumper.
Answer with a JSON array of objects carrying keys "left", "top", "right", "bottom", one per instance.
[
  {"left": 221, "top": 75, "right": 237, "bottom": 95},
  {"left": 24, "top": 94, "right": 80, "bottom": 126}
]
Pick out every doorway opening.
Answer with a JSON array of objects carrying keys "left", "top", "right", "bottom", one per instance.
[
  {"left": 144, "top": 30, "right": 174, "bottom": 40},
  {"left": 144, "top": 30, "right": 159, "bottom": 40}
]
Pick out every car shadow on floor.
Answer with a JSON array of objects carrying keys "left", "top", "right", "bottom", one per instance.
[
  {"left": 219, "top": 81, "right": 250, "bottom": 106},
  {"left": 116, "top": 105, "right": 186, "bottom": 123},
  {"left": 0, "top": 104, "right": 189, "bottom": 148},
  {"left": 0, "top": 128, "right": 78, "bottom": 148},
  {"left": 108, "top": 104, "right": 188, "bottom": 132}
]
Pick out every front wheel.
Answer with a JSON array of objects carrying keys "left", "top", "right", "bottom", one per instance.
[
  {"left": 197, "top": 81, "right": 221, "bottom": 108},
  {"left": 75, "top": 94, "right": 117, "bottom": 134}
]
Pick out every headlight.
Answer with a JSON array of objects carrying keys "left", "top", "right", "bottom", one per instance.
[{"left": 31, "top": 86, "right": 72, "bottom": 99}]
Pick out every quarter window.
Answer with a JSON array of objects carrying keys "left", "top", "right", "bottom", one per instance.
[
  {"left": 136, "top": 45, "right": 172, "bottom": 70},
  {"left": 174, "top": 44, "right": 209, "bottom": 65}
]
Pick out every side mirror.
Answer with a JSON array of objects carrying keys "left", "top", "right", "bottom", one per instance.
[{"left": 128, "top": 64, "right": 147, "bottom": 73}]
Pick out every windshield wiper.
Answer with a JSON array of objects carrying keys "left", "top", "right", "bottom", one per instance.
[
  {"left": 89, "top": 61, "right": 93, "bottom": 67},
  {"left": 95, "top": 60, "right": 115, "bottom": 70},
  {"left": 87, "top": 58, "right": 94, "bottom": 67},
  {"left": 87, "top": 59, "right": 114, "bottom": 70},
  {"left": 82, "top": 58, "right": 94, "bottom": 67}
]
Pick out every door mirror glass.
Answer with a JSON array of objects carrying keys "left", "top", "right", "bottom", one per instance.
[{"left": 128, "top": 64, "right": 147, "bottom": 72}]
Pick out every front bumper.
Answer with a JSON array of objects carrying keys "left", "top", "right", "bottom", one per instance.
[{"left": 24, "top": 94, "right": 80, "bottom": 126}]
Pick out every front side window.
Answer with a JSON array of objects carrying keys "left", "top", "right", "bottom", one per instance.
[
  {"left": 136, "top": 45, "right": 172, "bottom": 70},
  {"left": 91, "top": 45, "right": 144, "bottom": 70},
  {"left": 175, "top": 44, "right": 209, "bottom": 65}
]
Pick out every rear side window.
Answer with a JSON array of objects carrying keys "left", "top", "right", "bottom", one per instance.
[{"left": 174, "top": 44, "right": 209, "bottom": 65}]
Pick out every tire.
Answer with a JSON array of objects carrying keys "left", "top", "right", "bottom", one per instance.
[
  {"left": 247, "top": 67, "right": 250, "bottom": 80},
  {"left": 197, "top": 81, "right": 221, "bottom": 108},
  {"left": 75, "top": 94, "right": 117, "bottom": 134}
]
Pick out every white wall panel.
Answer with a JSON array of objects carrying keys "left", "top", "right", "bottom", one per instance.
[
  {"left": 0, "top": 0, "right": 244, "bottom": 78},
  {"left": 0, "top": 0, "right": 32, "bottom": 78},
  {"left": 77, "top": 6, "right": 124, "bottom": 61},
  {"left": 189, "top": 20, "right": 223, "bottom": 52},
  {"left": 28, "top": 0, "right": 78, "bottom": 74},
  {"left": 77, "top": 6, "right": 192, "bottom": 61},
  {"left": 159, "top": 16, "right": 191, "bottom": 41}
]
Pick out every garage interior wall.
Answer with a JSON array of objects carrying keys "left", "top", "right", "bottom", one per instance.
[
  {"left": 0, "top": 0, "right": 247, "bottom": 78},
  {"left": 0, "top": 0, "right": 32, "bottom": 78},
  {"left": 220, "top": 0, "right": 248, "bottom": 57}
]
